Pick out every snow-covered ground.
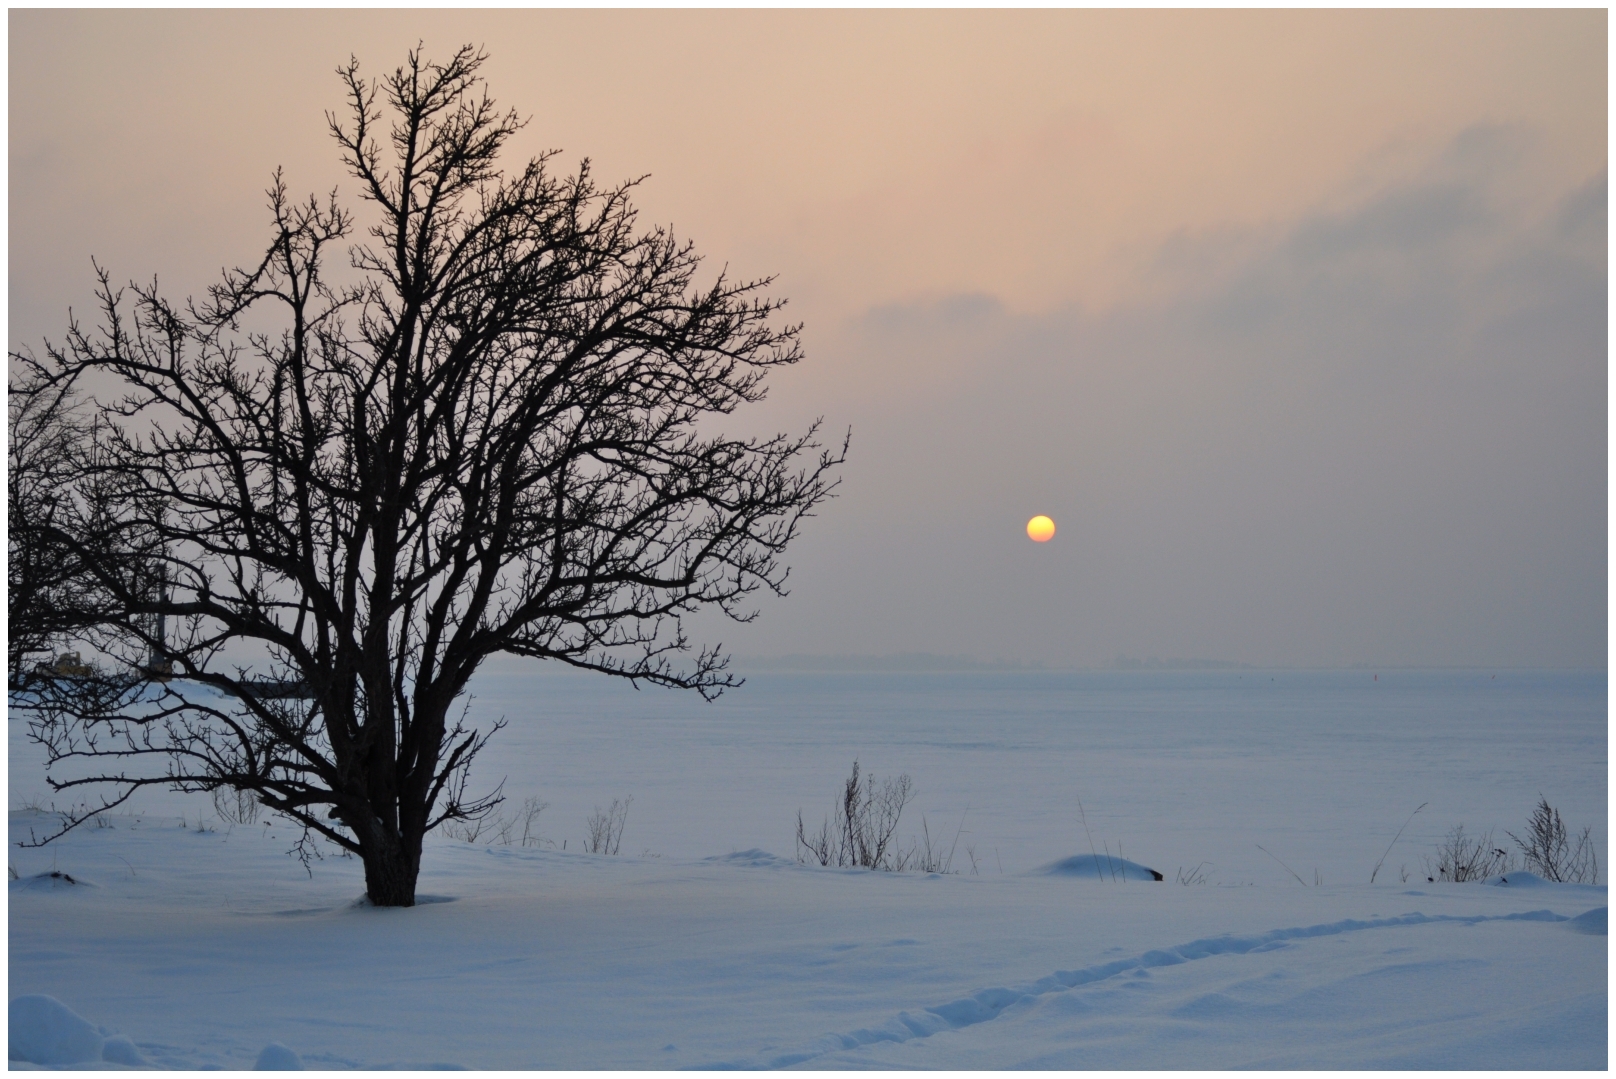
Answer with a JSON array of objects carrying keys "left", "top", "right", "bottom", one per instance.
[{"left": 8, "top": 668, "right": 1607, "bottom": 1068}]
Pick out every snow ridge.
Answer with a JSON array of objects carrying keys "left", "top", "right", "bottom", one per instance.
[{"left": 706, "top": 909, "right": 1570, "bottom": 1069}]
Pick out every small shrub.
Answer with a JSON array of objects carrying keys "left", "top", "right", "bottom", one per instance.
[
  {"left": 439, "top": 815, "right": 492, "bottom": 843},
  {"left": 584, "top": 796, "right": 631, "bottom": 855},
  {"left": 514, "top": 797, "right": 549, "bottom": 848},
  {"left": 796, "top": 761, "right": 912, "bottom": 870},
  {"left": 1508, "top": 797, "right": 1599, "bottom": 884},
  {"left": 1426, "top": 824, "right": 1511, "bottom": 882},
  {"left": 441, "top": 796, "right": 551, "bottom": 847},
  {"left": 795, "top": 764, "right": 970, "bottom": 874},
  {"left": 212, "top": 786, "right": 260, "bottom": 826}
]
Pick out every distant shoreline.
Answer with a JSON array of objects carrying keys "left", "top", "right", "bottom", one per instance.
[{"left": 727, "top": 653, "right": 1600, "bottom": 674}]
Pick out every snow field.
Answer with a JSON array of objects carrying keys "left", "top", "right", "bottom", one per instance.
[
  {"left": 7, "top": 813, "right": 1607, "bottom": 1069},
  {"left": 9, "top": 668, "right": 1607, "bottom": 1067}
]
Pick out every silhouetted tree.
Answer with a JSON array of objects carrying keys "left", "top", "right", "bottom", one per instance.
[
  {"left": 5, "top": 369, "right": 142, "bottom": 686},
  {"left": 10, "top": 46, "right": 843, "bottom": 906}
]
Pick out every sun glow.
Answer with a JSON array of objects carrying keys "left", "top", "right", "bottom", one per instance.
[{"left": 1026, "top": 515, "right": 1056, "bottom": 543}]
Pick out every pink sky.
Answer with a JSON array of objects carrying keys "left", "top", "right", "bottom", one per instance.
[{"left": 10, "top": 11, "right": 1607, "bottom": 666}]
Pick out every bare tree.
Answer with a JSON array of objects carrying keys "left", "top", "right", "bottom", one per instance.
[
  {"left": 9, "top": 46, "right": 843, "bottom": 906},
  {"left": 8, "top": 372, "right": 106, "bottom": 685}
]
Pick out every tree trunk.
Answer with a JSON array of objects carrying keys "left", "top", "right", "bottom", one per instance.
[{"left": 360, "top": 832, "right": 423, "bottom": 907}]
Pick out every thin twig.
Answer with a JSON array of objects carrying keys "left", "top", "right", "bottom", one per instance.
[
  {"left": 946, "top": 806, "right": 969, "bottom": 874},
  {"left": 1370, "top": 802, "right": 1427, "bottom": 884},
  {"left": 1077, "top": 794, "right": 1101, "bottom": 876},
  {"left": 1257, "top": 844, "right": 1308, "bottom": 886}
]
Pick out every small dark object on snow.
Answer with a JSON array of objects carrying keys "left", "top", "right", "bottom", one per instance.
[{"left": 31, "top": 871, "right": 79, "bottom": 884}]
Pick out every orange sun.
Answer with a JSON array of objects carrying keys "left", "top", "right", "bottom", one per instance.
[{"left": 1026, "top": 515, "right": 1056, "bottom": 542}]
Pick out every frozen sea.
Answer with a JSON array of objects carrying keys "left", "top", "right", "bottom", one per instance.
[
  {"left": 434, "top": 665, "right": 1605, "bottom": 883},
  {"left": 8, "top": 667, "right": 1608, "bottom": 1068}
]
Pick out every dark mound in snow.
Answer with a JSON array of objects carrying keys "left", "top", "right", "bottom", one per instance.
[
  {"left": 10, "top": 871, "right": 95, "bottom": 891},
  {"left": 1034, "top": 854, "right": 1163, "bottom": 881}
]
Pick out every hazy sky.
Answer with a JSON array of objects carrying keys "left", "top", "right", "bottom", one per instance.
[{"left": 9, "top": 10, "right": 1607, "bottom": 667}]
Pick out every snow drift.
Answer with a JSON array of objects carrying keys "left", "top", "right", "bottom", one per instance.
[
  {"left": 9, "top": 994, "right": 103, "bottom": 1066},
  {"left": 1033, "top": 853, "right": 1164, "bottom": 880}
]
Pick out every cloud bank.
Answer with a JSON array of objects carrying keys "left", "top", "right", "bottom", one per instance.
[{"left": 733, "top": 130, "right": 1605, "bottom": 667}]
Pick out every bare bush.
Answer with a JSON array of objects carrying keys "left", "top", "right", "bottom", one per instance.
[
  {"left": 439, "top": 791, "right": 552, "bottom": 852},
  {"left": 439, "top": 815, "right": 492, "bottom": 844},
  {"left": 1508, "top": 797, "right": 1599, "bottom": 884},
  {"left": 584, "top": 797, "right": 631, "bottom": 855},
  {"left": 489, "top": 797, "right": 548, "bottom": 847},
  {"left": 796, "top": 761, "right": 913, "bottom": 870},
  {"left": 796, "top": 812, "right": 834, "bottom": 867},
  {"left": 1426, "top": 824, "right": 1511, "bottom": 882},
  {"left": 440, "top": 795, "right": 551, "bottom": 848},
  {"left": 212, "top": 786, "right": 260, "bottom": 826},
  {"left": 514, "top": 798, "right": 549, "bottom": 849}
]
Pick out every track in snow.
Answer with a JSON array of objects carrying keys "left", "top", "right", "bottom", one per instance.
[{"left": 709, "top": 908, "right": 1589, "bottom": 1069}]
